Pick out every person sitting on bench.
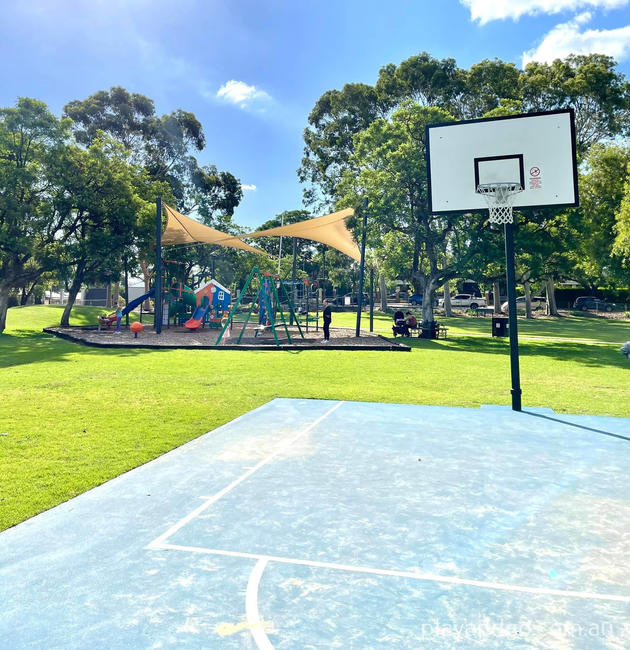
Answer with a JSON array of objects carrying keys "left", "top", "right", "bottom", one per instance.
[{"left": 392, "top": 310, "right": 409, "bottom": 337}]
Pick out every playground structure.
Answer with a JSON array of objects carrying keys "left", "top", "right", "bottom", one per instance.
[
  {"left": 97, "top": 288, "right": 155, "bottom": 328},
  {"left": 185, "top": 278, "right": 231, "bottom": 331},
  {"left": 154, "top": 202, "right": 366, "bottom": 340},
  {"left": 162, "top": 260, "right": 232, "bottom": 330},
  {"left": 97, "top": 259, "right": 232, "bottom": 333},
  {"left": 216, "top": 267, "right": 305, "bottom": 346},
  {"left": 97, "top": 201, "right": 363, "bottom": 343},
  {"left": 97, "top": 261, "right": 322, "bottom": 343},
  {"left": 161, "top": 259, "right": 197, "bottom": 327}
]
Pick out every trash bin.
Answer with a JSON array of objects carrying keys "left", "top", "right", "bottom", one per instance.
[
  {"left": 420, "top": 320, "right": 438, "bottom": 339},
  {"left": 492, "top": 316, "right": 508, "bottom": 337}
]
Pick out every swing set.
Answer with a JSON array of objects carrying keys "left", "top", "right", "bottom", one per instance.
[{"left": 216, "top": 267, "right": 304, "bottom": 346}]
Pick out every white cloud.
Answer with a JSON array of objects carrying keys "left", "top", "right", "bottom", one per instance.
[
  {"left": 241, "top": 184, "right": 257, "bottom": 191},
  {"left": 461, "top": 0, "right": 629, "bottom": 24},
  {"left": 216, "top": 80, "right": 272, "bottom": 109},
  {"left": 522, "top": 12, "right": 630, "bottom": 65}
]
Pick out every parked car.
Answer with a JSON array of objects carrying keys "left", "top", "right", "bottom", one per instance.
[
  {"left": 407, "top": 294, "right": 439, "bottom": 307},
  {"left": 573, "top": 296, "right": 616, "bottom": 312},
  {"left": 438, "top": 293, "right": 486, "bottom": 309},
  {"left": 501, "top": 296, "right": 547, "bottom": 313}
]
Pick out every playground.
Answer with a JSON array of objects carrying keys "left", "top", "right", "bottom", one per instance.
[{"left": 45, "top": 322, "right": 407, "bottom": 350}]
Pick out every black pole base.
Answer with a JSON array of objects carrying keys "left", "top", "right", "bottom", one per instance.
[{"left": 510, "top": 388, "right": 522, "bottom": 412}]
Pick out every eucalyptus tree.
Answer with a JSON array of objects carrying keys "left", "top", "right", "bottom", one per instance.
[
  {"left": 337, "top": 103, "right": 488, "bottom": 322},
  {"left": 299, "top": 82, "right": 383, "bottom": 209},
  {"left": 614, "top": 162, "right": 630, "bottom": 266},
  {"left": 521, "top": 54, "right": 630, "bottom": 156},
  {"left": 64, "top": 87, "right": 245, "bottom": 295},
  {"left": 568, "top": 143, "right": 630, "bottom": 291},
  {"left": 55, "top": 137, "right": 173, "bottom": 326},
  {"left": 0, "top": 98, "right": 74, "bottom": 333},
  {"left": 300, "top": 53, "right": 526, "bottom": 210},
  {"left": 299, "top": 54, "right": 532, "bottom": 306},
  {"left": 64, "top": 87, "right": 204, "bottom": 192}
]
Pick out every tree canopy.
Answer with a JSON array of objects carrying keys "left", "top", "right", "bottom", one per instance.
[{"left": 300, "top": 51, "right": 630, "bottom": 317}]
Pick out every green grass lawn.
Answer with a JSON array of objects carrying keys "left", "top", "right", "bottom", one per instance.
[
  {"left": 329, "top": 308, "right": 630, "bottom": 343},
  {"left": 1, "top": 304, "right": 629, "bottom": 532}
]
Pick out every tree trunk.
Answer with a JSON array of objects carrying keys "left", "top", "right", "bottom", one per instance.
[
  {"left": 60, "top": 264, "right": 85, "bottom": 327},
  {"left": 493, "top": 281, "right": 502, "bottom": 314},
  {"left": 442, "top": 280, "right": 452, "bottom": 317},
  {"left": 19, "top": 279, "right": 40, "bottom": 305},
  {"left": 20, "top": 286, "right": 29, "bottom": 306},
  {"left": 140, "top": 260, "right": 153, "bottom": 310},
  {"left": 113, "top": 282, "right": 120, "bottom": 308},
  {"left": 545, "top": 277, "right": 559, "bottom": 316},
  {"left": 379, "top": 274, "right": 388, "bottom": 311},
  {"left": 421, "top": 279, "right": 438, "bottom": 323},
  {"left": 0, "top": 283, "right": 10, "bottom": 334},
  {"left": 523, "top": 280, "right": 533, "bottom": 319}
]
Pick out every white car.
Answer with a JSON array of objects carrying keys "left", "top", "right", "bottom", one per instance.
[
  {"left": 438, "top": 293, "right": 486, "bottom": 309},
  {"left": 501, "top": 296, "right": 547, "bottom": 312}
]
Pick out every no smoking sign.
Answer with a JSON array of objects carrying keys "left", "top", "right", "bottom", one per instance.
[{"left": 529, "top": 166, "right": 542, "bottom": 189}]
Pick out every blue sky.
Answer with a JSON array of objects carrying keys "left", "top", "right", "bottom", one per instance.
[{"left": 1, "top": 0, "right": 630, "bottom": 228}]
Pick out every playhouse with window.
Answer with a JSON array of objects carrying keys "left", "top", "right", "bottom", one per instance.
[{"left": 195, "top": 279, "right": 231, "bottom": 314}]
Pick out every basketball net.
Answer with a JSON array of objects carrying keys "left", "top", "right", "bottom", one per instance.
[{"left": 476, "top": 183, "right": 523, "bottom": 225}]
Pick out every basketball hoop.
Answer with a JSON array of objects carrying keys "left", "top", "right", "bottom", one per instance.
[{"left": 476, "top": 183, "right": 523, "bottom": 225}]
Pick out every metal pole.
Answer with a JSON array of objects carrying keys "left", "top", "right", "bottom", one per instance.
[
  {"left": 124, "top": 255, "right": 129, "bottom": 328},
  {"left": 211, "top": 255, "right": 216, "bottom": 280},
  {"left": 290, "top": 238, "right": 297, "bottom": 325},
  {"left": 322, "top": 246, "right": 326, "bottom": 298},
  {"left": 355, "top": 197, "right": 368, "bottom": 337},
  {"left": 369, "top": 267, "right": 374, "bottom": 332},
  {"left": 278, "top": 213, "right": 284, "bottom": 275},
  {"left": 504, "top": 222, "right": 522, "bottom": 411},
  {"left": 155, "top": 197, "right": 163, "bottom": 335}
]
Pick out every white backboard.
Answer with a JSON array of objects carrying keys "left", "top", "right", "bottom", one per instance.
[{"left": 426, "top": 110, "right": 578, "bottom": 214}]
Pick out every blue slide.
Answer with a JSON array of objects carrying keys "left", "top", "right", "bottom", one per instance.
[{"left": 122, "top": 288, "right": 154, "bottom": 316}]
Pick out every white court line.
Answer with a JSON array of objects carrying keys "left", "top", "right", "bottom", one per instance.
[
  {"left": 152, "top": 542, "right": 630, "bottom": 604},
  {"left": 246, "top": 558, "right": 274, "bottom": 650},
  {"left": 147, "top": 401, "right": 345, "bottom": 549}
]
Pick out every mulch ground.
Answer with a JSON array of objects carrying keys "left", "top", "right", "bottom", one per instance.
[{"left": 43, "top": 324, "right": 410, "bottom": 352}]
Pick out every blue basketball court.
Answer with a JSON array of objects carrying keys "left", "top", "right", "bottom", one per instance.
[{"left": 1, "top": 398, "right": 629, "bottom": 648}]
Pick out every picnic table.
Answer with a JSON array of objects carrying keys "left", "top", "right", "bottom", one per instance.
[
  {"left": 472, "top": 306, "right": 495, "bottom": 317},
  {"left": 418, "top": 321, "right": 449, "bottom": 339}
]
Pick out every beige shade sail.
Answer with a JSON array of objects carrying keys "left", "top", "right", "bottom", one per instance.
[
  {"left": 242, "top": 208, "right": 360, "bottom": 261},
  {"left": 161, "top": 203, "right": 267, "bottom": 255}
]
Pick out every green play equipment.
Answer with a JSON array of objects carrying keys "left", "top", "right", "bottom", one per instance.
[
  {"left": 162, "top": 259, "right": 197, "bottom": 325},
  {"left": 216, "top": 267, "right": 304, "bottom": 346}
]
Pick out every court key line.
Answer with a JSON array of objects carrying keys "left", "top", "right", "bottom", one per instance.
[
  {"left": 146, "top": 400, "right": 345, "bottom": 550},
  {"left": 152, "top": 541, "right": 630, "bottom": 604}
]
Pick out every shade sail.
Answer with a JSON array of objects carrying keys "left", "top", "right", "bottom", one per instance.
[
  {"left": 161, "top": 204, "right": 267, "bottom": 255},
  {"left": 242, "top": 208, "right": 360, "bottom": 261}
]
